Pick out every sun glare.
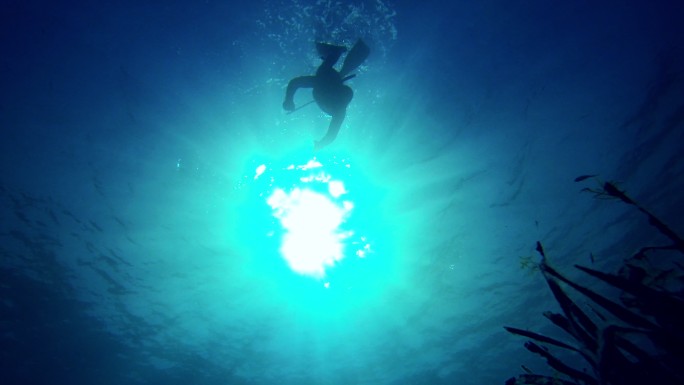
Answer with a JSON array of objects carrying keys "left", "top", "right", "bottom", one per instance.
[
  {"left": 267, "top": 187, "right": 351, "bottom": 278},
  {"left": 250, "top": 157, "right": 370, "bottom": 281}
]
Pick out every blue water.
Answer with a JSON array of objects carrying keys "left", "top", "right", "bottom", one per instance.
[{"left": 2, "top": 1, "right": 683, "bottom": 384}]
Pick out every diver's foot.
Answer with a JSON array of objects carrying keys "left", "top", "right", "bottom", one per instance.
[
  {"left": 283, "top": 99, "right": 295, "bottom": 111},
  {"left": 316, "top": 42, "right": 347, "bottom": 63}
]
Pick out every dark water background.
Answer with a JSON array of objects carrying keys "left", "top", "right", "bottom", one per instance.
[{"left": 2, "top": 1, "right": 683, "bottom": 384}]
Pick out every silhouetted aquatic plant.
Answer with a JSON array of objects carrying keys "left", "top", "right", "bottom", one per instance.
[{"left": 505, "top": 177, "right": 684, "bottom": 385}]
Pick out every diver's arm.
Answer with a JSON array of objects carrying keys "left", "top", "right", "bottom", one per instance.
[
  {"left": 283, "top": 76, "right": 315, "bottom": 111},
  {"left": 314, "top": 110, "right": 345, "bottom": 150}
]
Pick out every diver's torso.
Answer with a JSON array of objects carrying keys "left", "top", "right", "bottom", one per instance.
[{"left": 313, "top": 66, "right": 352, "bottom": 115}]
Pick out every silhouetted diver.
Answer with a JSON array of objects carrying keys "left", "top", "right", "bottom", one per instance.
[{"left": 283, "top": 39, "right": 370, "bottom": 150}]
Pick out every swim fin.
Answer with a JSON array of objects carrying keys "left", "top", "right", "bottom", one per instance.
[{"left": 340, "top": 39, "right": 370, "bottom": 77}]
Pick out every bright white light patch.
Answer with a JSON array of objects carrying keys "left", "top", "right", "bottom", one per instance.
[
  {"left": 248, "top": 158, "right": 374, "bottom": 282},
  {"left": 254, "top": 164, "right": 266, "bottom": 179},
  {"left": 328, "top": 180, "right": 346, "bottom": 198},
  {"left": 267, "top": 187, "right": 351, "bottom": 278}
]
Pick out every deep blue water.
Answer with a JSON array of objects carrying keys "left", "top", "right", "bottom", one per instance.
[{"left": 2, "top": 1, "right": 684, "bottom": 384}]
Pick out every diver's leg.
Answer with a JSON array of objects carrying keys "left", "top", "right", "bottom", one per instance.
[
  {"left": 314, "top": 110, "right": 346, "bottom": 150},
  {"left": 283, "top": 76, "right": 315, "bottom": 111},
  {"left": 314, "top": 85, "right": 353, "bottom": 149}
]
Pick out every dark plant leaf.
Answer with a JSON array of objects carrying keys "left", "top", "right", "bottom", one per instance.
[
  {"left": 504, "top": 326, "right": 578, "bottom": 351},
  {"left": 506, "top": 374, "right": 579, "bottom": 385},
  {"left": 542, "top": 262, "right": 657, "bottom": 330},
  {"left": 505, "top": 326, "right": 596, "bottom": 368},
  {"left": 524, "top": 341, "right": 598, "bottom": 385},
  {"left": 574, "top": 174, "right": 597, "bottom": 182},
  {"left": 602, "top": 183, "right": 684, "bottom": 251},
  {"left": 542, "top": 266, "right": 598, "bottom": 352},
  {"left": 576, "top": 264, "right": 684, "bottom": 328}
]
